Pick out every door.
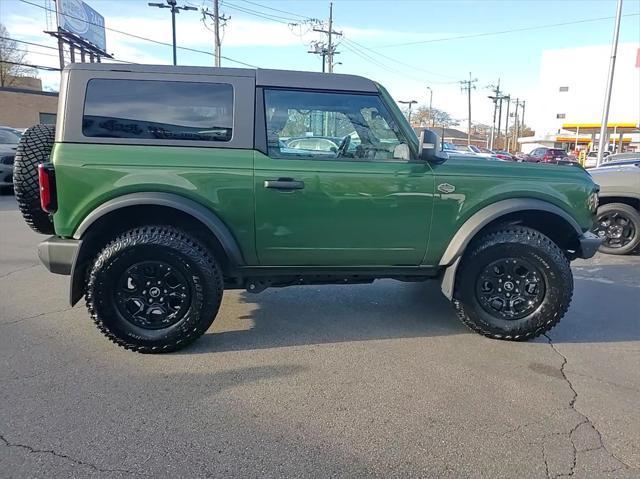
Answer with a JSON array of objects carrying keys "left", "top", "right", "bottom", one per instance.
[{"left": 254, "top": 88, "right": 435, "bottom": 266}]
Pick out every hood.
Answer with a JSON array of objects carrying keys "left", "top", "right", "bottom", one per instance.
[{"left": 589, "top": 163, "right": 640, "bottom": 195}]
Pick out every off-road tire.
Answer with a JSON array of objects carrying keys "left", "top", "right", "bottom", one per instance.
[
  {"left": 86, "top": 226, "right": 224, "bottom": 353},
  {"left": 453, "top": 226, "right": 573, "bottom": 341},
  {"left": 13, "top": 124, "right": 55, "bottom": 234},
  {"left": 594, "top": 203, "right": 640, "bottom": 255}
]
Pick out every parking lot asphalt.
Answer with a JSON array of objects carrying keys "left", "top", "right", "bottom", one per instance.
[{"left": 1, "top": 193, "right": 638, "bottom": 478}]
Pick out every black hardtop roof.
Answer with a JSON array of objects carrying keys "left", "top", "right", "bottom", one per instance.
[{"left": 65, "top": 63, "right": 379, "bottom": 93}]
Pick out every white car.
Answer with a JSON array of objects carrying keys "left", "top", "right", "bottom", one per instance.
[{"left": 584, "top": 150, "right": 610, "bottom": 169}]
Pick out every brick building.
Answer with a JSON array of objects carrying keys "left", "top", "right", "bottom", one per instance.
[{"left": 0, "top": 76, "right": 59, "bottom": 128}]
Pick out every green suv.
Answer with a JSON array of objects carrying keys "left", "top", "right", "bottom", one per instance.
[{"left": 13, "top": 64, "right": 600, "bottom": 353}]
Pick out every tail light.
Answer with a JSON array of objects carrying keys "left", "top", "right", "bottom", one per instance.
[
  {"left": 38, "top": 163, "right": 57, "bottom": 213},
  {"left": 542, "top": 153, "right": 553, "bottom": 162}
]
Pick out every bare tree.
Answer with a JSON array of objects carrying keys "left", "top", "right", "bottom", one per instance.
[
  {"left": 409, "top": 105, "right": 460, "bottom": 128},
  {"left": 0, "top": 24, "right": 35, "bottom": 87}
]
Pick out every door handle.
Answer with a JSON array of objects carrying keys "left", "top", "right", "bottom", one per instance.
[{"left": 264, "top": 178, "right": 305, "bottom": 190}]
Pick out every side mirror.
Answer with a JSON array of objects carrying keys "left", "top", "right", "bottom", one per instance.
[{"left": 419, "top": 129, "right": 448, "bottom": 163}]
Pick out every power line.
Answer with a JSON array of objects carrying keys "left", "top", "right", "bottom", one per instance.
[
  {"left": 1, "top": 36, "right": 134, "bottom": 64},
  {"left": 1, "top": 60, "right": 60, "bottom": 72},
  {"left": 236, "top": 0, "right": 315, "bottom": 21},
  {"left": 221, "top": 1, "right": 297, "bottom": 24},
  {"left": 0, "top": 36, "right": 58, "bottom": 51},
  {"left": 341, "top": 37, "right": 456, "bottom": 80},
  {"left": 374, "top": 13, "right": 640, "bottom": 48},
  {"left": 17, "top": 0, "right": 258, "bottom": 68}
]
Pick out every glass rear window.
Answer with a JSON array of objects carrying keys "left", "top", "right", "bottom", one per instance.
[
  {"left": 83, "top": 79, "right": 233, "bottom": 142},
  {"left": 550, "top": 149, "right": 566, "bottom": 156}
]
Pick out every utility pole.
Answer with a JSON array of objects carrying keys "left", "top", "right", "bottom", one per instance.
[
  {"left": 503, "top": 95, "right": 511, "bottom": 150},
  {"left": 148, "top": 0, "right": 198, "bottom": 66},
  {"left": 426, "top": 86, "right": 433, "bottom": 127},
  {"left": 512, "top": 98, "right": 520, "bottom": 153},
  {"left": 597, "top": 0, "right": 623, "bottom": 167},
  {"left": 487, "top": 80, "right": 501, "bottom": 150},
  {"left": 312, "top": 2, "right": 341, "bottom": 73},
  {"left": 202, "top": 0, "right": 230, "bottom": 67},
  {"left": 460, "top": 73, "right": 478, "bottom": 146}
]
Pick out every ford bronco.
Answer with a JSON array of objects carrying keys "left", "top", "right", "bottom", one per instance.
[{"left": 14, "top": 64, "right": 601, "bottom": 353}]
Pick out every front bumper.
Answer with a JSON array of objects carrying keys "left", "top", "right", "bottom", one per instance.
[
  {"left": 37, "top": 236, "right": 81, "bottom": 275},
  {"left": 577, "top": 231, "right": 601, "bottom": 259}
]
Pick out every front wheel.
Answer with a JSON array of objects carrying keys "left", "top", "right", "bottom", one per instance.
[
  {"left": 592, "top": 203, "right": 640, "bottom": 255},
  {"left": 86, "top": 226, "right": 224, "bottom": 353},
  {"left": 453, "top": 226, "right": 573, "bottom": 340}
]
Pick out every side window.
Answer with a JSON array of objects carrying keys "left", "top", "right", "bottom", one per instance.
[
  {"left": 83, "top": 79, "right": 233, "bottom": 142},
  {"left": 264, "top": 89, "right": 410, "bottom": 161}
]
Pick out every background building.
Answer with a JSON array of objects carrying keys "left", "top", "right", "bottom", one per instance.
[
  {"left": 519, "top": 43, "right": 640, "bottom": 153},
  {"left": 0, "top": 76, "right": 58, "bottom": 128}
]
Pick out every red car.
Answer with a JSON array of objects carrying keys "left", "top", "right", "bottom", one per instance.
[{"left": 525, "top": 147, "right": 576, "bottom": 165}]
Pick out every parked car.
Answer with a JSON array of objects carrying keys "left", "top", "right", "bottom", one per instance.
[
  {"left": 589, "top": 161, "right": 640, "bottom": 254},
  {"left": 13, "top": 63, "right": 600, "bottom": 353},
  {"left": 0, "top": 126, "right": 22, "bottom": 192},
  {"left": 525, "top": 147, "right": 576, "bottom": 165},
  {"left": 602, "top": 152, "right": 639, "bottom": 165},
  {"left": 492, "top": 150, "right": 517, "bottom": 161},
  {"left": 584, "top": 150, "right": 610, "bottom": 169}
]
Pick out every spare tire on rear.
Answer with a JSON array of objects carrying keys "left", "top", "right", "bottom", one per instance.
[{"left": 14, "top": 124, "right": 56, "bottom": 235}]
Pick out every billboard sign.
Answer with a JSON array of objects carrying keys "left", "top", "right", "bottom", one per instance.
[{"left": 57, "top": 0, "right": 106, "bottom": 52}]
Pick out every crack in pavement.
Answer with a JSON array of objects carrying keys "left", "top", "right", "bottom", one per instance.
[
  {"left": 0, "top": 432, "right": 146, "bottom": 476},
  {"left": 543, "top": 333, "right": 635, "bottom": 477},
  {"left": 0, "top": 263, "right": 39, "bottom": 279}
]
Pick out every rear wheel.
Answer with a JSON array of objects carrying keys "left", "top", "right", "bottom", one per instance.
[
  {"left": 593, "top": 203, "right": 640, "bottom": 255},
  {"left": 86, "top": 226, "right": 224, "bottom": 353},
  {"left": 453, "top": 226, "right": 573, "bottom": 340}
]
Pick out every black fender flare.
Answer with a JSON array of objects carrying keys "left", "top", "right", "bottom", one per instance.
[
  {"left": 439, "top": 198, "right": 583, "bottom": 299},
  {"left": 69, "top": 192, "right": 245, "bottom": 305}
]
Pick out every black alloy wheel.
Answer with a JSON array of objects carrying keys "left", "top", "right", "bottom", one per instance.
[
  {"left": 593, "top": 203, "right": 640, "bottom": 255},
  {"left": 114, "top": 260, "right": 192, "bottom": 330},
  {"left": 475, "top": 258, "right": 546, "bottom": 321}
]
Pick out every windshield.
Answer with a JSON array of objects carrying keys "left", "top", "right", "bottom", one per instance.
[{"left": 0, "top": 129, "right": 21, "bottom": 144}]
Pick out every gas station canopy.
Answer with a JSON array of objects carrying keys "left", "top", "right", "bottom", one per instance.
[{"left": 562, "top": 122, "right": 640, "bottom": 134}]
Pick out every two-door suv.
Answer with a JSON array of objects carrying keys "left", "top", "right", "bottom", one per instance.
[{"left": 13, "top": 64, "right": 601, "bottom": 353}]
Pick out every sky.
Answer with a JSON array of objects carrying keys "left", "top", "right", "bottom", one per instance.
[{"left": 1, "top": 0, "right": 639, "bottom": 128}]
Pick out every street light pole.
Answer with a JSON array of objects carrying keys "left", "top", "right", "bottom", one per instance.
[
  {"left": 596, "top": 0, "right": 623, "bottom": 167},
  {"left": 426, "top": 86, "right": 433, "bottom": 127},
  {"left": 399, "top": 100, "right": 418, "bottom": 125},
  {"left": 148, "top": 0, "right": 198, "bottom": 66}
]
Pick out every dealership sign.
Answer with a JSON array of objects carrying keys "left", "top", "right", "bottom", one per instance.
[{"left": 57, "top": 0, "right": 106, "bottom": 51}]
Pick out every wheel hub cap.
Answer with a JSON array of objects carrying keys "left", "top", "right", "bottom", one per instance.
[
  {"left": 594, "top": 211, "right": 636, "bottom": 249},
  {"left": 475, "top": 258, "right": 546, "bottom": 320},
  {"left": 113, "top": 260, "right": 191, "bottom": 330}
]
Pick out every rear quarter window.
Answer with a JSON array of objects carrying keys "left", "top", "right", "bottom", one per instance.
[{"left": 82, "top": 79, "right": 233, "bottom": 142}]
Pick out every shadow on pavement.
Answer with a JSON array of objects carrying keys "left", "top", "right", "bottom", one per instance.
[
  {"left": 183, "top": 269, "right": 640, "bottom": 354},
  {"left": 185, "top": 280, "right": 468, "bottom": 354}
]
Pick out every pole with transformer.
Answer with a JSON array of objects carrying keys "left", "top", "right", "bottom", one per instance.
[
  {"left": 213, "top": 0, "right": 221, "bottom": 67},
  {"left": 596, "top": 0, "right": 623, "bottom": 167},
  {"left": 487, "top": 80, "right": 501, "bottom": 150},
  {"left": 313, "top": 2, "right": 341, "bottom": 73},
  {"left": 460, "top": 73, "right": 478, "bottom": 146},
  {"left": 148, "top": 0, "right": 198, "bottom": 66},
  {"left": 202, "top": 0, "right": 230, "bottom": 67}
]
